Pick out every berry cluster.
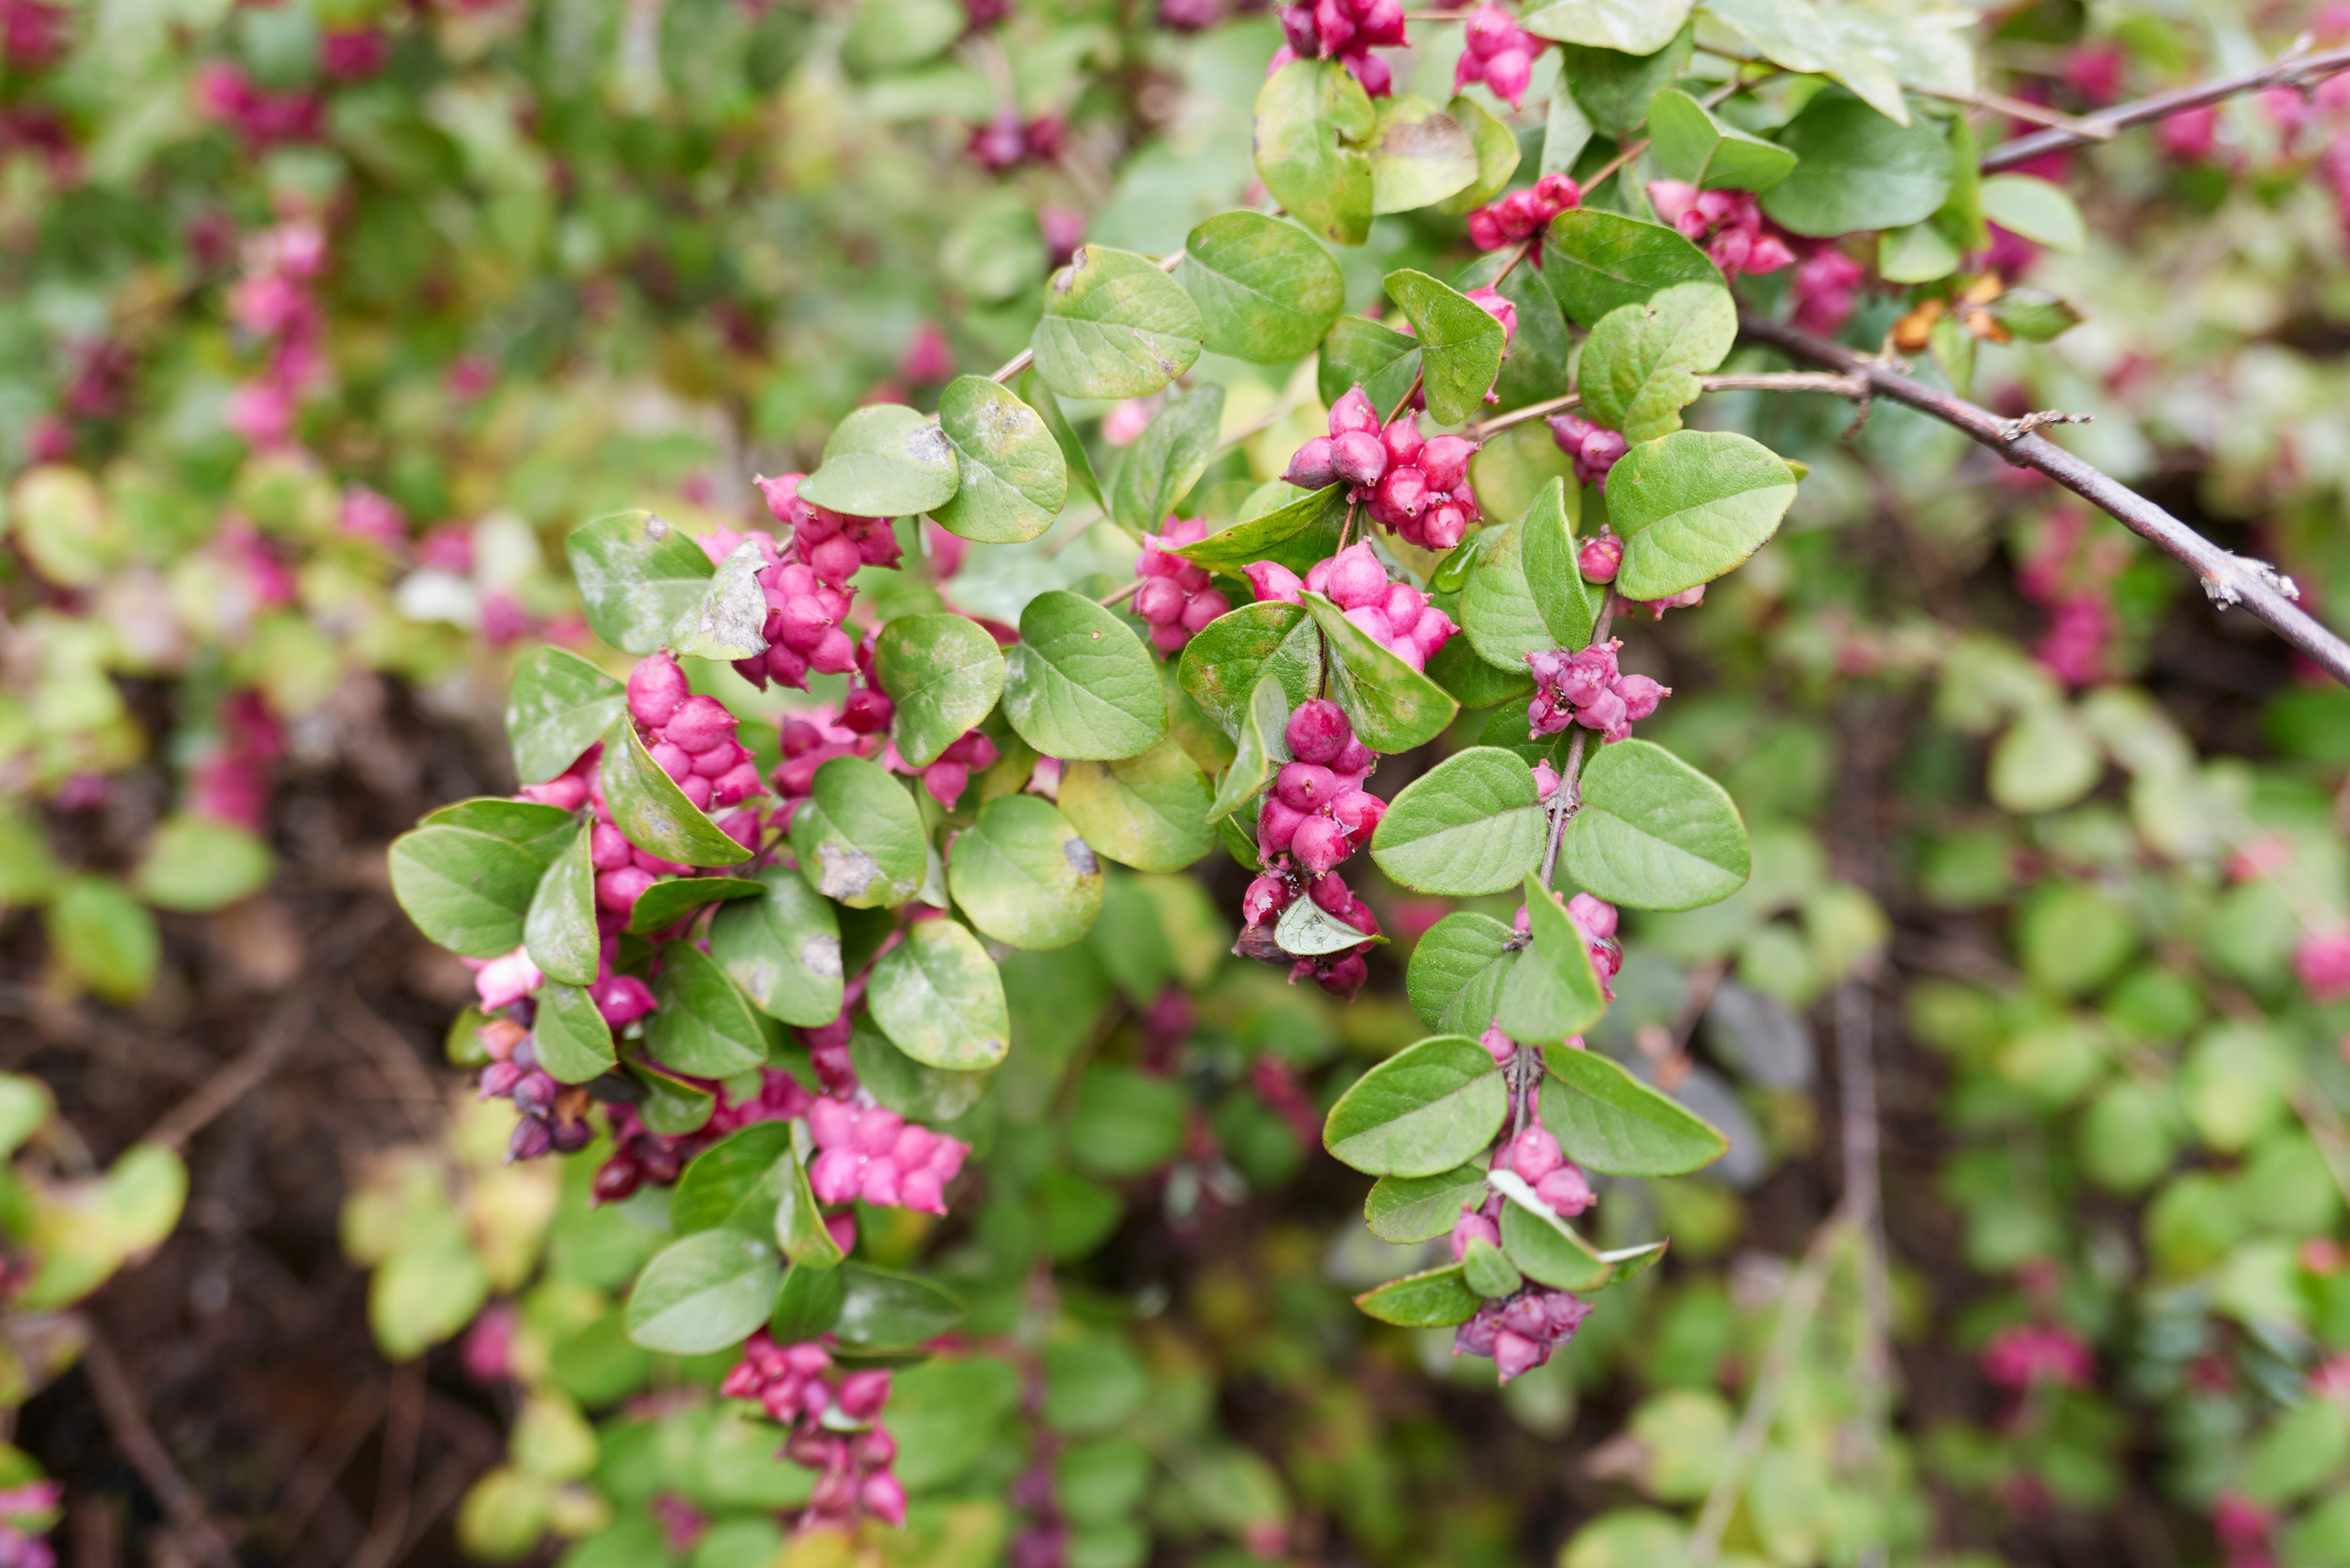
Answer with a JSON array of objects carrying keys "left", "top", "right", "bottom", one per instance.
[
  {"left": 1453, "top": 1279, "right": 1593, "bottom": 1381},
  {"left": 1237, "top": 698, "right": 1386, "bottom": 999},
  {"left": 628, "top": 652, "right": 767, "bottom": 813},
  {"left": 0, "top": 0, "right": 66, "bottom": 68},
  {"left": 2297, "top": 928, "right": 2350, "bottom": 1006},
  {"left": 1452, "top": 1, "right": 1546, "bottom": 109},
  {"left": 1517, "top": 890, "right": 1622, "bottom": 998},
  {"left": 196, "top": 61, "right": 323, "bottom": 154},
  {"left": 774, "top": 708, "right": 879, "bottom": 830},
  {"left": 1644, "top": 181, "right": 1796, "bottom": 280},
  {"left": 222, "top": 217, "right": 327, "bottom": 451},
  {"left": 1251, "top": 541, "right": 1459, "bottom": 672},
  {"left": 1788, "top": 245, "right": 1867, "bottom": 336},
  {"left": 1979, "top": 1322, "right": 2095, "bottom": 1393},
  {"left": 748, "top": 472, "right": 904, "bottom": 688},
  {"left": 806, "top": 1095, "right": 972, "bottom": 1215},
  {"left": 1132, "top": 517, "right": 1232, "bottom": 656},
  {"left": 1465, "top": 172, "right": 1581, "bottom": 254},
  {"left": 720, "top": 1333, "right": 907, "bottom": 1528},
  {"left": 968, "top": 110, "right": 1066, "bottom": 173},
  {"left": 1270, "top": 0, "right": 1407, "bottom": 97},
  {"left": 0, "top": 1480, "right": 59, "bottom": 1568},
  {"left": 1525, "top": 639, "right": 1668, "bottom": 743},
  {"left": 1544, "top": 412, "right": 1628, "bottom": 487},
  {"left": 1284, "top": 388, "right": 1486, "bottom": 551},
  {"left": 1446, "top": 1109, "right": 1600, "bottom": 1381},
  {"left": 474, "top": 1015, "right": 597, "bottom": 1161}
]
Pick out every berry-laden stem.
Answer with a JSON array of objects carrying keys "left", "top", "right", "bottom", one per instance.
[
  {"left": 1537, "top": 591, "right": 1615, "bottom": 888},
  {"left": 1736, "top": 311, "right": 2350, "bottom": 687},
  {"left": 1980, "top": 41, "right": 2350, "bottom": 172}
]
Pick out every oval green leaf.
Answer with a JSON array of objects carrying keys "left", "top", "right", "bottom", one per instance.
[
  {"left": 1355, "top": 1262, "right": 1482, "bottom": 1327},
  {"left": 1109, "top": 384, "right": 1224, "bottom": 537},
  {"left": 1322, "top": 1034, "right": 1509, "bottom": 1177},
  {"left": 931, "top": 376, "right": 1068, "bottom": 544},
  {"left": 1760, "top": 93, "right": 1953, "bottom": 238},
  {"left": 867, "top": 917, "right": 1010, "bottom": 1071},
  {"left": 505, "top": 647, "right": 627, "bottom": 785},
  {"left": 788, "top": 755, "right": 928, "bottom": 909},
  {"left": 600, "top": 716, "right": 752, "bottom": 868},
  {"left": 1057, "top": 739, "right": 1215, "bottom": 873},
  {"left": 1490, "top": 1166, "right": 1612, "bottom": 1289},
  {"left": 1032, "top": 245, "right": 1206, "bottom": 401},
  {"left": 524, "top": 820, "right": 599, "bottom": 986},
  {"left": 1366, "top": 1164, "right": 1492, "bottom": 1244},
  {"left": 708, "top": 865, "right": 845, "bottom": 1027},
  {"left": 624, "top": 1228, "right": 781, "bottom": 1355},
  {"left": 1177, "top": 602, "right": 1325, "bottom": 739},
  {"left": 647, "top": 941, "right": 775, "bottom": 1079},
  {"left": 1497, "top": 874, "right": 1607, "bottom": 1043},
  {"left": 566, "top": 511, "right": 715, "bottom": 657},
  {"left": 1559, "top": 738, "right": 1751, "bottom": 910},
  {"left": 1540, "top": 1042, "right": 1729, "bottom": 1175},
  {"left": 1301, "top": 591, "right": 1460, "bottom": 754},
  {"left": 534, "top": 980, "right": 618, "bottom": 1084},
  {"left": 1540, "top": 208, "right": 1724, "bottom": 328},
  {"left": 876, "top": 612, "right": 1006, "bottom": 768},
  {"left": 1578, "top": 282, "right": 1738, "bottom": 445},
  {"left": 1002, "top": 590, "right": 1168, "bottom": 762},
  {"left": 1254, "top": 58, "right": 1375, "bottom": 248},
  {"left": 1368, "top": 96, "right": 1479, "bottom": 214},
  {"left": 1384, "top": 268, "right": 1506, "bottom": 425},
  {"left": 948, "top": 794, "right": 1103, "bottom": 950},
  {"left": 1371, "top": 747, "right": 1546, "bottom": 896},
  {"left": 1405, "top": 910, "right": 1519, "bottom": 1034},
  {"left": 1176, "top": 211, "right": 1347, "bottom": 364},
  {"left": 627, "top": 874, "right": 765, "bottom": 937},
  {"left": 797, "top": 402, "right": 960, "bottom": 517},
  {"left": 1605, "top": 429, "right": 1797, "bottom": 601}
]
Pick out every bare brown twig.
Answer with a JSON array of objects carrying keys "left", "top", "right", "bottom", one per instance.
[
  {"left": 1981, "top": 43, "right": 2350, "bottom": 172},
  {"left": 1736, "top": 312, "right": 2350, "bottom": 687},
  {"left": 142, "top": 988, "right": 318, "bottom": 1154},
  {"left": 80, "top": 1327, "right": 243, "bottom": 1568}
]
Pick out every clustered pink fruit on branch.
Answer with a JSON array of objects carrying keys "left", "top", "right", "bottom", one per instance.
[
  {"left": 1453, "top": 1, "right": 1546, "bottom": 109},
  {"left": 1449, "top": 1116, "right": 1597, "bottom": 1381},
  {"left": 807, "top": 1096, "right": 969, "bottom": 1214},
  {"left": 721, "top": 1333, "right": 907, "bottom": 1528},
  {"left": 1234, "top": 697, "right": 1388, "bottom": 998},
  {"left": 1645, "top": 181, "right": 1796, "bottom": 279},
  {"left": 1283, "top": 386, "right": 1485, "bottom": 551},
  {"left": 744, "top": 474, "right": 903, "bottom": 688},
  {"left": 1246, "top": 541, "right": 1459, "bottom": 672},
  {"left": 1526, "top": 639, "right": 1669, "bottom": 743},
  {"left": 1466, "top": 172, "right": 1581, "bottom": 256},
  {"left": 1521, "top": 890, "right": 1624, "bottom": 999},
  {"left": 1546, "top": 413, "right": 1628, "bottom": 488},
  {"left": 1132, "top": 518, "right": 1232, "bottom": 656},
  {"left": 1270, "top": 0, "right": 1407, "bottom": 96},
  {"left": 221, "top": 216, "right": 327, "bottom": 451}
]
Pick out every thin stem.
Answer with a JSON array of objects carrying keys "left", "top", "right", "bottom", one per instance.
[
  {"left": 1464, "top": 372, "right": 1864, "bottom": 441},
  {"left": 1097, "top": 577, "right": 1143, "bottom": 608},
  {"left": 1536, "top": 592, "right": 1614, "bottom": 887},
  {"left": 1981, "top": 42, "right": 2350, "bottom": 172},
  {"left": 1836, "top": 979, "right": 1893, "bottom": 1453},
  {"left": 1917, "top": 83, "right": 2114, "bottom": 138},
  {"left": 1736, "top": 311, "right": 2350, "bottom": 687}
]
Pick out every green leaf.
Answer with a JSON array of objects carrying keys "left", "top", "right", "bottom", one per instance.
[
  {"left": 1366, "top": 1164, "right": 1490, "bottom": 1243},
  {"left": 875, "top": 612, "right": 1005, "bottom": 768},
  {"left": 1317, "top": 316, "right": 1421, "bottom": 414},
  {"left": 867, "top": 918, "right": 1010, "bottom": 1070},
  {"left": 1491, "top": 1167, "right": 1612, "bottom": 1289},
  {"left": 672, "top": 540, "right": 771, "bottom": 662},
  {"left": 1110, "top": 384, "right": 1225, "bottom": 536},
  {"left": 131, "top": 815, "right": 274, "bottom": 913},
  {"left": 1542, "top": 81, "right": 1597, "bottom": 176},
  {"left": 1560, "top": 738, "right": 1749, "bottom": 909},
  {"left": 1003, "top": 590, "right": 1167, "bottom": 762},
  {"left": 1490, "top": 261, "right": 1574, "bottom": 415},
  {"left": 1522, "top": 479, "right": 1597, "bottom": 647},
  {"left": 1178, "top": 604, "right": 1325, "bottom": 738},
  {"left": 1322, "top": 1034, "right": 1509, "bottom": 1177},
  {"left": 1540, "top": 1043, "right": 1729, "bottom": 1175},
  {"left": 1542, "top": 209, "right": 1725, "bottom": 328},
  {"left": 1498, "top": 875, "right": 1608, "bottom": 1043},
  {"left": 1405, "top": 911, "right": 1518, "bottom": 1034},
  {"left": 566, "top": 511, "right": 715, "bottom": 657},
  {"left": 389, "top": 819, "right": 561, "bottom": 959},
  {"left": 1551, "top": 29, "right": 1692, "bottom": 138},
  {"left": 1032, "top": 245, "right": 1206, "bottom": 401},
  {"left": 931, "top": 377, "right": 1069, "bottom": 545},
  {"left": 1384, "top": 269, "right": 1506, "bottom": 425},
  {"left": 630, "top": 1058, "right": 717, "bottom": 1135},
  {"left": 524, "top": 821, "right": 599, "bottom": 986},
  {"left": 1928, "top": 313, "right": 1976, "bottom": 399},
  {"left": 775, "top": 1148, "right": 845, "bottom": 1268},
  {"left": 1439, "top": 95, "right": 1522, "bottom": 215},
  {"left": 673, "top": 1123, "right": 796, "bottom": 1234},
  {"left": 1302, "top": 592, "right": 1460, "bottom": 753},
  {"left": 1019, "top": 368, "right": 1104, "bottom": 512},
  {"left": 788, "top": 755, "right": 928, "bottom": 908},
  {"left": 648, "top": 943, "right": 774, "bottom": 1079},
  {"left": 1989, "top": 703, "right": 2102, "bottom": 815},
  {"left": 1369, "top": 96, "right": 1479, "bottom": 214},
  {"left": 626, "top": 875, "right": 764, "bottom": 937},
  {"left": 1460, "top": 516, "right": 1554, "bottom": 673},
  {"left": 796, "top": 403, "right": 960, "bottom": 517},
  {"left": 1057, "top": 740, "right": 1215, "bottom": 873},
  {"left": 708, "top": 866, "right": 844, "bottom": 1027},
  {"left": 771, "top": 1262, "right": 849, "bottom": 1342},
  {"left": 599, "top": 716, "right": 752, "bottom": 868},
  {"left": 43, "top": 877, "right": 156, "bottom": 1004},
  {"left": 1166, "top": 482, "right": 1350, "bottom": 576},
  {"left": 850, "top": 1021, "right": 994, "bottom": 1122},
  {"left": 1177, "top": 212, "right": 1347, "bottom": 364},
  {"left": 1645, "top": 88, "right": 1796, "bottom": 191},
  {"left": 624, "top": 1228, "right": 780, "bottom": 1355},
  {"left": 505, "top": 647, "right": 627, "bottom": 785},
  {"left": 1521, "top": 0, "right": 1691, "bottom": 52},
  {"left": 1467, "top": 420, "right": 1575, "bottom": 531},
  {"left": 948, "top": 794, "right": 1104, "bottom": 950},
  {"left": 1428, "top": 622, "right": 1538, "bottom": 711},
  {"left": 0, "top": 1074, "right": 50, "bottom": 1160},
  {"left": 834, "top": 1264, "right": 964, "bottom": 1349},
  {"left": 1206, "top": 675, "right": 1291, "bottom": 825},
  {"left": 1253, "top": 59, "right": 1376, "bottom": 248},
  {"left": 1760, "top": 93, "right": 1952, "bottom": 239},
  {"left": 1462, "top": 1237, "right": 1523, "bottom": 1297},
  {"left": 1877, "top": 221, "right": 1961, "bottom": 284},
  {"left": 1372, "top": 747, "right": 1546, "bottom": 895},
  {"left": 1606, "top": 429, "right": 1797, "bottom": 601},
  {"left": 533, "top": 981, "right": 617, "bottom": 1084},
  {"left": 1353, "top": 1262, "right": 1482, "bottom": 1326},
  {"left": 1989, "top": 288, "right": 2082, "bottom": 343},
  {"left": 1276, "top": 893, "right": 1383, "bottom": 956},
  {"left": 1977, "top": 173, "right": 2086, "bottom": 252},
  {"left": 421, "top": 798, "right": 579, "bottom": 848},
  {"left": 1578, "top": 283, "right": 1737, "bottom": 444}
]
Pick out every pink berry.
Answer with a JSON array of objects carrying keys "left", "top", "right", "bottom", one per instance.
[
  {"left": 1566, "top": 892, "right": 1618, "bottom": 939},
  {"left": 1242, "top": 876, "right": 1291, "bottom": 926},
  {"left": 1134, "top": 576, "right": 1186, "bottom": 626},
  {"left": 1326, "top": 543, "right": 1388, "bottom": 609},
  {"left": 596, "top": 867, "right": 654, "bottom": 915},
  {"left": 861, "top": 1473, "right": 908, "bottom": 1529},
  {"left": 839, "top": 1368, "right": 893, "bottom": 1420},
  {"left": 1331, "top": 736, "right": 1377, "bottom": 777},
  {"left": 663, "top": 696, "right": 737, "bottom": 754},
  {"left": 1578, "top": 533, "right": 1622, "bottom": 582},
  {"left": 1245, "top": 560, "right": 1305, "bottom": 605},
  {"left": 1180, "top": 588, "right": 1229, "bottom": 633},
  {"left": 1328, "top": 386, "right": 1379, "bottom": 435},
  {"left": 1292, "top": 815, "right": 1350, "bottom": 876},
  {"left": 1536, "top": 1164, "right": 1595, "bottom": 1217},
  {"left": 1504, "top": 1125, "right": 1563, "bottom": 1183},
  {"left": 1614, "top": 672, "right": 1667, "bottom": 722},
  {"left": 1330, "top": 788, "right": 1384, "bottom": 843},
  {"left": 627, "top": 653, "right": 690, "bottom": 728},
  {"left": 1418, "top": 435, "right": 1476, "bottom": 491},
  {"left": 1373, "top": 464, "right": 1428, "bottom": 523},
  {"left": 1275, "top": 761, "right": 1338, "bottom": 812},
  {"left": 1330, "top": 429, "right": 1388, "bottom": 488},
  {"left": 1285, "top": 699, "right": 1351, "bottom": 765},
  {"left": 1284, "top": 436, "right": 1338, "bottom": 489},
  {"left": 1258, "top": 794, "right": 1307, "bottom": 854},
  {"left": 1478, "top": 1023, "right": 1515, "bottom": 1064},
  {"left": 590, "top": 822, "right": 635, "bottom": 870}
]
